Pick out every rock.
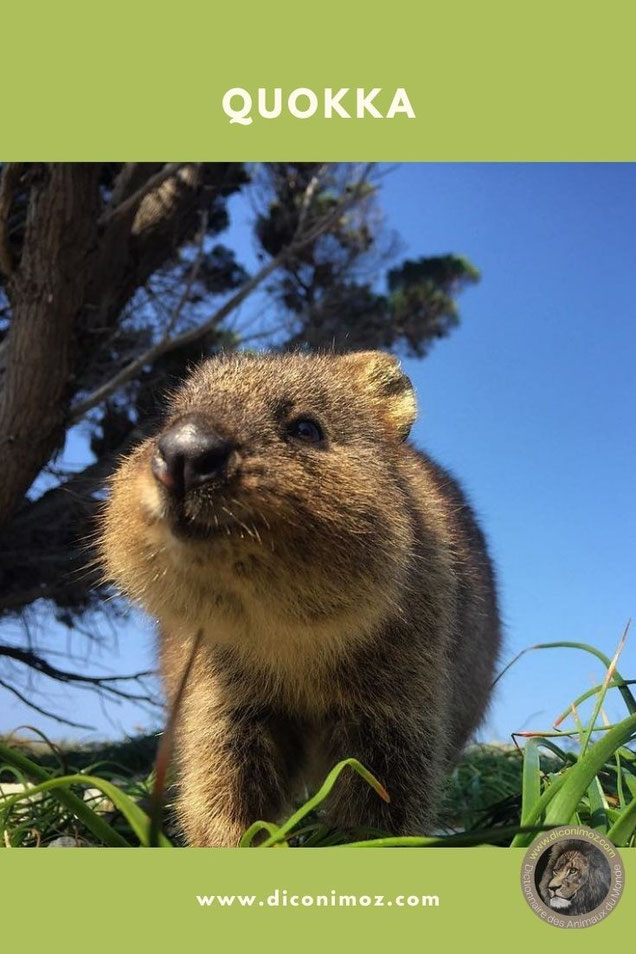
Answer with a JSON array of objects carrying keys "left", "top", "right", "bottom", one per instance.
[{"left": 47, "top": 836, "right": 81, "bottom": 848}]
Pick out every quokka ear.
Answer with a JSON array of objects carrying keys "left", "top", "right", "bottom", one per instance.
[{"left": 342, "top": 350, "right": 417, "bottom": 440}]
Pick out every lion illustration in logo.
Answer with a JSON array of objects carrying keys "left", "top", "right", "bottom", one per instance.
[{"left": 538, "top": 840, "right": 611, "bottom": 915}]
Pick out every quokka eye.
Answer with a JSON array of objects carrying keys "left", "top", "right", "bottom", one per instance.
[{"left": 288, "top": 417, "right": 324, "bottom": 443}]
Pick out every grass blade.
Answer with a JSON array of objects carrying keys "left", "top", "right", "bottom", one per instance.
[
  {"left": 0, "top": 742, "right": 129, "bottom": 848},
  {"left": 607, "top": 795, "right": 636, "bottom": 846},
  {"left": 520, "top": 738, "right": 541, "bottom": 826},
  {"left": 0, "top": 773, "right": 173, "bottom": 847},
  {"left": 585, "top": 776, "right": 608, "bottom": 833},
  {"left": 544, "top": 712, "right": 636, "bottom": 827},
  {"left": 553, "top": 680, "right": 636, "bottom": 728},
  {"left": 239, "top": 821, "right": 286, "bottom": 847},
  {"left": 579, "top": 622, "right": 630, "bottom": 756},
  {"left": 497, "top": 640, "right": 636, "bottom": 714},
  {"left": 341, "top": 825, "right": 555, "bottom": 848},
  {"left": 258, "top": 759, "right": 389, "bottom": 848}
]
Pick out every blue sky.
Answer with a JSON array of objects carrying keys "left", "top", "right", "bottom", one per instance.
[
  {"left": 1, "top": 163, "right": 634, "bottom": 744},
  {"left": 383, "top": 164, "right": 635, "bottom": 740}
]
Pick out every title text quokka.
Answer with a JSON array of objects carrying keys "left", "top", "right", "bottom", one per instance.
[{"left": 222, "top": 87, "right": 415, "bottom": 125}]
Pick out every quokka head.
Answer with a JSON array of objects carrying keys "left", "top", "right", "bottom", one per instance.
[{"left": 100, "top": 350, "right": 418, "bottom": 629}]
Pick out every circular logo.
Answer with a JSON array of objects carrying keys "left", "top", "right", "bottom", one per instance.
[{"left": 520, "top": 826, "right": 625, "bottom": 928}]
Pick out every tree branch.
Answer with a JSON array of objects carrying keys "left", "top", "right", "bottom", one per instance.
[
  {"left": 98, "top": 163, "right": 188, "bottom": 229},
  {"left": 0, "top": 677, "right": 95, "bottom": 730},
  {"left": 0, "top": 644, "right": 159, "bottom": 704},
  {"left": 68, "top": 252, "right": 285, "bottom": 423},
  {"left": 159, "top": 208, "right": 209, "bottom": 340},
  {"left": 69, "top": 164, "right": 375, "bottom": 423}
]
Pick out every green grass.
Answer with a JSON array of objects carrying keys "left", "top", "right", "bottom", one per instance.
[{"left": 1, "top": 636, "right": 635, "bottom": 848}]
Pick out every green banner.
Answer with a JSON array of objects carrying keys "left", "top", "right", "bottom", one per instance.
[
  {"left": 1, "top": 847, "right": 632, "bottom": 948},
  {"left": 1, "top": 0, "right": 636, "bottom": 158}
]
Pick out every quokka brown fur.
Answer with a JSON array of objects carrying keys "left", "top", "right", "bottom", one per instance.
[{"left": 100, "top": 350, "right": 501, "bottom": 846}]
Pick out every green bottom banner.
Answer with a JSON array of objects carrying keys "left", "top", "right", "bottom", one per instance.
[{"left": 1, "top": 847, "right": 631, "bottom": 949}]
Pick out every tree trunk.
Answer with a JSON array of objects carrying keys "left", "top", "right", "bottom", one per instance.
[{"left": 0, "top": 164, "right": 101, "bottom": 528}]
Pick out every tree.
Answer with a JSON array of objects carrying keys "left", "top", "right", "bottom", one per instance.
[{"left": 0, "top": 162, "right": 479, "bottom": 727}]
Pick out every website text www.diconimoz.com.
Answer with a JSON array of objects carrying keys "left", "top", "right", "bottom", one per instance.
[{"left": 196, "top": 890, "right": 440, "bottom": 909}]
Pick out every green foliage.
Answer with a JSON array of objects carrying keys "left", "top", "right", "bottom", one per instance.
[
  {"left": 0, "top": 734, "right": 175, "bottom": 847},
  {"left": 386, "top": 255, "right": 480, "bottom": 356},
  {"left": 257, "top": 163, "right": 479, "bottom": 354},
  {"left": 2, "top": 638, "right": 633, "bottom": 848}
]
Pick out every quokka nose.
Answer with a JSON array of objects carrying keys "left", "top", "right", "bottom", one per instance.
[{"left": 152, "top": 418, "right": 233, "bottom": 494}]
